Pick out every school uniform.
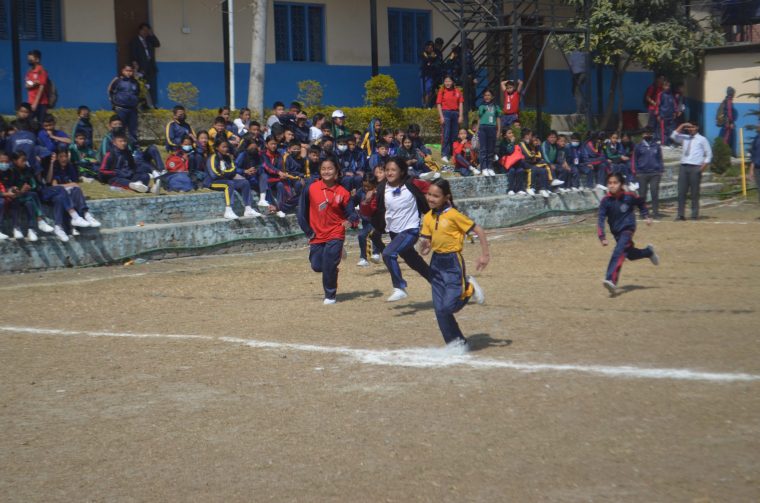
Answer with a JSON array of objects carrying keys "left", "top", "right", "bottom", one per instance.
[
  {"left": 45, "top": 162, "right": 89, "bottom": 227},
  {"left": 69, "top": 144, "right": 99, "bottom": 179},
  {"left": 584, "top": 140, "right": 610, "bottom": 186},
  {"left": 604, "top": 142, "right": 632, "bottom": 182},
  {"left": 297, "top": 179, "right": 358, "bottom": 300},
  {"left": 338, "top": 147, "right": 367, "bottom": 191},
  {"left": 98, "top": 146, "right": 150, "bottom": 189},
  {"left": 555, "top": 146, "right": 580, "bottom": 189},
  {"left": 597, "top": 190, "right": 653, "bottom": 285},
  {"left": 477, "top": 102, "right": 498, "bottom": 172},
  {"left": 368, "top": 152, "right": 389, "bottom": 172},
  {"left": 71, "top": 118, "right": 94, "bottom": 149},
  {"left": 360, "top": 119, "right": 381, "bottom": 157},
  {"left": 206, "top": 153, "right": 252, "bottom": 207},
  {"left": 717, "top": 95, "right": 738, "bottom": 156},
  {"left": 163, "top": 151, "right": 194, "bottom": 192},
  {"left": 499, "top": 140, "right": 525, "bottom": 189},
  {"left": 165, "top": 120, "right": 195, "bottom": 152},
  {"left": 518, "top": 141, "right": 551, "bottom": 191},
  {"left": 633, "top": 140, "right": 663, "bottom": 215},
  {"left": 656, "top": 90, "right": 677, "bottom": 146},
  {"left": 751, "top": 133, "right": 760, "bottom": 203},
  {"left": 420, "top": 205, "right": 476, "bottom": 344},
  {"left": 501, "top": 91, "right": 520, "bottom": 129},
  {"left": 109, "top": 75, "right": 140, "bottom": 139},
  {"left": 6, "top": 167, "right": 43, "bottom": 232},
  {"left": 261, "top": 150, "right": 293, "bottom": 210},
  {"left": 371, "top": 180, "right": 431, "bottom": 290},
  {"left": 280, "top": 152, "right": 306, "bottom": 212},
  {"left": 453, "top": 140, "right": 475, "bottom": 177},
  {"left": 37, "top": 129, "right": 69, "bottom": 153},
  {"left": 437, "top": 86, "right": 464, "bottom": 158},
  {"left": 566, "top": 142, "right": 592, "bottom": 188},
  {"left": 188, "top": 146, "right": 209, "bottom": 189}
]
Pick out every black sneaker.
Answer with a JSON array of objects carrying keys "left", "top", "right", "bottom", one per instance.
[{"left": 675, "top": 215, "right": 686, "bottom": 221}]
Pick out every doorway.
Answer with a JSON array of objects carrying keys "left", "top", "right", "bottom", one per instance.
[{"left": 114, "top": 0, "right": 150, "bottom": 72}]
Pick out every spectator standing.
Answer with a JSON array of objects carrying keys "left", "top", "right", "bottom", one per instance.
[
  {"left": 644, "top": 75, "right": 665, "bottom": 131},
  {"left": 749, "top": 125, "right": 760, "bottom": 203},
  {"left": 130, "top": 23, "right": 161, "bottom": 107},
  {"left": 25, "top": 50, "right": 49, "bottom": 125},
  {"left": 716, "top": 86, "right": 738, "bottom": 156},
  {"left": 108, "top": 65, "right": 140, "bottom": 140},
  {"left": 670, "top": 122, "right": 712, "bottom": 221}
]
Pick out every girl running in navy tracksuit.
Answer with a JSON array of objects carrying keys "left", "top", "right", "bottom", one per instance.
[
  {"left": 297, "top": 156, "right": 359, "bottom": 304},
  {"left": 598, "top": 173, "right": 659, "bottom": 295},
  {"left": 419, "top": 178, "right": 490, "bottom": 347}
]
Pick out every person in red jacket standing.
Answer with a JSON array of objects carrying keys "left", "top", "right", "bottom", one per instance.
[
  {"left": 25, "top": 50, "right": 49, "bottom": 126},
  {"left": 436, "top": 76, "right": 463, "bottom": 164}
]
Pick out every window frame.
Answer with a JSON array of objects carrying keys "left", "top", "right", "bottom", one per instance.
[
  {"left": 0, "top": 0, "right": 63, "bottom": 41},
  {"left": 387, "top": 7, "right": 431, "bottom": 65},
  {"left": 273, "top": 2, "right": 326, "bottom": 63}
]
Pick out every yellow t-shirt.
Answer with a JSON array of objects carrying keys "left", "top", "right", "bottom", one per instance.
[{"left": 420, "top": 207, "right": 475, "bottom": 254}]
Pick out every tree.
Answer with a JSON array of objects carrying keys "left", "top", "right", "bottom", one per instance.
[
  {"left": 557, "top": 0, "right": 723, "bottom": 129},
  {"left": 247, "top": 0, "right": 267, "bottom": 119}
]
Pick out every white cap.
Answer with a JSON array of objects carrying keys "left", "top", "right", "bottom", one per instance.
[{"left": 331, "top": 109, "right": 345, "bottom": 119}]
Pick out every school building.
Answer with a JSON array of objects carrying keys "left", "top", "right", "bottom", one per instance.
[{"left": 0, "top": 0, "right": 757, "bottom": 145}]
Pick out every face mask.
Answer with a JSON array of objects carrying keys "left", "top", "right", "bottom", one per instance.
[
  {"left": 571, "top": 141, "right": 579, "bottom": 147},
  {"left": 27, "top": 61, "right": 35, "bottom": 67},
  {"left": 0, "top": 162, "right": 10, "bottom": 171},
  {"left": 182, "top": 145, "right": 193, "bottom": 152},
  {"left": 643, "top": 135, "right": 653, "bottom": 142},
  {"left": 337, "top": 145, "right": 348, "bottom": 153}
]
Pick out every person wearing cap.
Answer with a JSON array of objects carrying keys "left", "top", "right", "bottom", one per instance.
[
  {"left": 331, "top": 110, "right": 350, "bottom": 140},
  {"left": 716, "top": 86, "right": 738, "bottom": 156}
]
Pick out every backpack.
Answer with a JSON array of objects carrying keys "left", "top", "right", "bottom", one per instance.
[
  {"left": 165, "top": 154, "right": 188, "bottom": 173},
  {"left": 47, "top": 78, "right": 58, "bottom": 108}
]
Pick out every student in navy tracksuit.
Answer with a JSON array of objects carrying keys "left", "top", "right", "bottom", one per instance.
[
  {"left": 567, "top": 133, "right": 591, "bottom": 189},
  {"left": 598, "top": 173, "right": 659, "bottom": 294},
  {"left": 165, "top": 106, "right": 196, "bottom": 152},
  {"left": 337, "top": 135, "right": 366, "bottom": 191},
  {"left": 206, "top": 140, "right": 259, "bottom": 220},
  {"left": 585, "top": 132, "right": 610, "bottom": 189},
  {"left": 98, "top": 133, "right": 151, "bottom": 192},
  {"left": 297, "top": 156, "right": 359, "bottom": 304},
  {"left": 750, "top": 127, "right": 760, "bottom": 202},
  {"left": 656, "top": 81, "right": 677, "bottom": 146},
  {"left": 633, "top": 128, "right": 664, "bottom": 217},
  {"left": 107, "top": 65, "right": 140, "bottom": 140},
  {"left": 371, "top": 157, "right": 432, "bottom": 302}
]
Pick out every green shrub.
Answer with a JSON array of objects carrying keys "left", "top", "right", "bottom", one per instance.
[
  {"left": 711, "top": 136, "right": 732, "bottom": 175},
  {"left": 297, "top": 80, "right": 324, "bottom": 108},
  {"left": 364, "top": 75, "right": 400, "bottom": 108},
  {"left": 519, "top": 109, "right": 552, "bottom": 135},
  {"left": 167, "top": 82, "right": 200, "bottom": 109}
]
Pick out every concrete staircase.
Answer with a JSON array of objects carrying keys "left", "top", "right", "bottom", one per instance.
[{"left": 0, "top": 168, "right": 723, "bottom": 273}]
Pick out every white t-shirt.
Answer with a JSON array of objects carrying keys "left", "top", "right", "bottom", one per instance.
[
  {"left": 233, "top": 118, "right": 249, "bottom": 135},
  {"left": 310, "top": 126, "right": 323, "bottom": 142},
  {"left": 385, "top": 184, "right": 420, "bottom": 234}
]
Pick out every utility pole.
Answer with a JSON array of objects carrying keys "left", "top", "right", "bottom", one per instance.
[
  {"left": 247, "top": 0, "right": 267, "bottom": 119},
  {"left": 11, "top": 0, "right": 22, "bottom": 107}
]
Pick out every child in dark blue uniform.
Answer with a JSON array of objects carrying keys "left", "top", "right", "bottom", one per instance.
[
  {"left": 419, "top": 178, "right": 490, "bottom": 347},
  {"left": 597, "top": 173, "right": 659, "bottom": 295}
]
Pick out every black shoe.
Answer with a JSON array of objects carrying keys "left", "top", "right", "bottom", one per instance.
[
  {"left": 690, "top": 216, "right": 699, "bottom": 221},
  {"left": 675, "top": 216, "right": 686, "bottom": 221}
]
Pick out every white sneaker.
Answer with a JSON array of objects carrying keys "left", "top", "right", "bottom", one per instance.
[
  {"left": 26, "top": 229, "right": 39, "bottom": 242},
  {"left": 441, "top": 156, "right": 449, "bottom": 164},
  {"left": 526, "top": 188, "right": 536, "bottom": 196},
  {"left": 54, "top": 225, "right": 69, "bottom": 242},
  {"left": 71, "top": 228, "right": 80, "bottom": 237},
  {"left": 276, "top": 210, "right": 287, "bottom": 218},
  {"left": 150, "top": 169, "right": 162, "bottom": 180},
  {"left": 595, "top": 184, "right": 608, "bottom": 191},
  {"left": 488, "top": 169, "right": 497, "bottom": 176},
  {"left": 540, "top": 189, "right": 551, "bottom": 198},
  {"left": 419, "top": 171, "right": 438, "bottom": 181},
  {"left": 70, "top": 214, "right": 90, "bottom": 228},
  {"left": 467, "top": 275, "right": 485, "bottom": 305},
  {"left": 323, "top": 298, "right": 337, "bottom": 305},
  {"left": 0, "top": 231, "right": 8, "bottom": 240},
  {"left": 129, "top": 181, "right": 149, "bottom": 193},
  {"left": 387, "top": 288, "right": 408, "bottom": 302},
  {"left": 13, "top": 228, "right": 24, "bottom": 239},
  {"left": 603, "top": 280, "right": 618, "bottom": 295},
  {"left": 493, "top": 154, "right": 499, "bottom": 161},
  {"left": 630, "top": 182, "right": 640, "bottom": 190},
  {"left": 551, "top": 179, "right": 565, "bottom": 187},
  {"left": 37, "top": 220, "right": 54, "bottom": 233},
  {"left": 223, "top": 207, "right": 238, "bottom": 220},
  {"left": 257, "top": 197, "right": 270, "bottom": 208},
  {"left": 370, "top": 253, "right": 382, "bottom": 264},
  {"left": 150, "top": 179, "right": 161, "bottom": 195},
  {"left": 572, "top": 187, "right": 581, "bottom": 192},
  {"left": 469, "top": 167, "right": 481, "bottom": 176},
  {"left": 647, "top": 244, "right": 659, "bottom": 266},
  {"left": 518, "top": 190, "right": 527, "bottom": 196},
  {"left": 507, "top": 190, "right": 516, "bottom": 196},
  {"left": 244, "top": 206, "right": 263, "bottom": 217},
  {"left": 84, "top": 212, "right": 101, "bottom": 228},
  {"left": 357, "top": 258, "right": 370, "bottom": 267}
]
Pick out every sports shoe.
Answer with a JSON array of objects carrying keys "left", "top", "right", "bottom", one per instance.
[
  {"left": 551, "top": 179, "right": 565, "bottom": 187},
  {"left": 70, "top": 214, "right": 90, "bottom": 228},
  {"left": 629, "top": 182, "right": 639, "bottom": 190},
  {"left": 223, "top": 207, "right": 238, "bottom": 220},
  {"left": 0, "top": 231, "right": 7, "bottom": 240},
  {"left": 37, "top": 220, "right": 54, "bottom": 233},
  {"left": 469, "top": 166, "right": 481, "bottom": 175},
  {"left": 420, "top": 171, "right": 438, "bottom": 181},
  {"left": 26, "top": 229, "right": 39, "bottom": 242},
  {"left": 494, "top": 154, "right": 499, "bottom": 161},
  {"left": 387, "top": 288, "right": 408, "bottom": 302},
  {"left": 540, "top": 190, "right": 551, "bottom": 198},
  {"left": 357, "top": 258, "right": 370, "bottom": 267},
  {"left": 647, "top": 244, "right": 659, "bottom": 266},
  {"left": 13, "top": 228, "right": 24, "bottom": 240},
  {"left": 71, "top": 228, "right": 80, "bottom": 237},
  {"left": 488, "top": 169, "right": 497, "bottom": 176},
  {"left": 595, "top": 184, "right": 608, "bottom": 191},
  {"left": 370, "top": 253, "right": 382, "bottom": 264},
  {"left": 602, "top": 280, "right": 618, "bottom": 295},
  {"left": 276, "top": 210, "right": 287, "bottom": 218},
  {"left": 257, "top": 197, "right": 270, "bottom": 208},
  {"left": 243, "top": 206, "right": 263, "bottom": 217},
  {"left": 150, "top": 179, "right": 161, "bottom": 195},
  {"left": 526, "top": 188, "right": 536, "bottom": 196},
  {"left": 507, "top": 190, "right": 516, "bottom": 196},
  {"left": 129, "top": 181, "right": 149, "bottom": 193},
  {"left": 467, "top": 275, "right": 485, "bottom": 305},
  {"left": 54, "top": 225, "right": 69, "bottom": 242},
  {"left": 441, "top": 156, "right": 450, "bottom": 164},
  {"left": 323, "top": 298, "right": 337, "bottom": 305},
  {"left": 518, "top": 190, "right": 527, "bottom": 196},
  {"left": 84, "top": 212, "right": 101, "bottom": 228}
]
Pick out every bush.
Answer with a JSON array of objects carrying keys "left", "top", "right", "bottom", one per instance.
[
  {"left": 297, "top": 80, "right": 324, "bottom": 108},
  {"left": 364, "top": 75, "right": 400, "bottom": 108},
  {"left": 711, "top": 136, "right": 732, "bottom": 175},
  {"left": 519, "top": 109, "right": 552, "bottom": 135},
  {"left": 167, "top": 82, "right": 200, "bottom": 109}
]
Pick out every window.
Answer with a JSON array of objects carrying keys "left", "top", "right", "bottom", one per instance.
[
  {"left": 0, "top": 0, "right": 62, "bottom": 41},
  {"left": 274, "top": 3, "right": 324, "bottom": 62},
  {"left": 388, "top": 9, "right": 430, "bottom": 64}
]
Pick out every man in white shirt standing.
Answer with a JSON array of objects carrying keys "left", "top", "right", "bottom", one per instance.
[{"left": 670, "top": 122, "right": 712, "bottom": 221}]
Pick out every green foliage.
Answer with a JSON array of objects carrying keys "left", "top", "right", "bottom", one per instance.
[
  {"left": 518, "top": 109, "right": 552, "bottom": 135},
  {"left": 711, "top": 136, "right": 732, "bottom": 175},
  {"left": 364, "top": 75, "right": 400, "bottom": 108},
  {"left": 739, "top": 62, "right": 760, "bottom": 127},
  {"left": 297, "top": 80, "right": 324, "bottom": 108},
  {"left": 167, "top": 82, "right": 200, "bottom": 109}
]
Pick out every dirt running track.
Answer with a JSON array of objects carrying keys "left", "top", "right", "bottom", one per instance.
[{"left": 1, "top": 201, "right": 759, "bottom": 502}]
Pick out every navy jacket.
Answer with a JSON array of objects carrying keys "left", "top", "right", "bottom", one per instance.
[
  {"left": 751, "top": 133, "right": 760, "bottom": 166},
  {"left": 109, "top": 76, "right": 139, "bottom": 109},
  {"left": 597, "top": 191, "right": 649, "bottom": 240},
  {"left": 338, "top": 148, "right": 367, "bottom": 174},
  {"left": 566, "top": 143, "right": 587, "bottom": 168},
  {"left": 72, "top": 118, "right": 94, "bottom": 148},
  {"left": 100, "top": 147, "right": 137, "bottom": 179},
  {"left": 633, "top": 140, "right": 663, "bottom": 174},
  {"left": 165, "top": 120, "right": 194, "bottom": 151},
  {"left": 658, "top": 91, "right": 676, "bottom": 119}
]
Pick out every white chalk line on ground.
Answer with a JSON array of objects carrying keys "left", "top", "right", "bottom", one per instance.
[{"left": 2, "top": 325, "right": 759, "bottom": 384}]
